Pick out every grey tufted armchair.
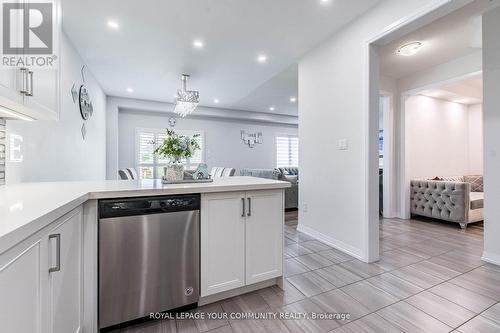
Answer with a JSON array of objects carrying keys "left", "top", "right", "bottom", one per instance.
[{"left": 410, "top": 180, "right": 483, "bottom": 228}]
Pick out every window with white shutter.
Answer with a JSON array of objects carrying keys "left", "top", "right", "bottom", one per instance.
[
  {"left": 276, "top": 135, "right": 298, "bottom": 168},
  {"left": 135, "top": 128, "right": 204, "bottom": 179}
]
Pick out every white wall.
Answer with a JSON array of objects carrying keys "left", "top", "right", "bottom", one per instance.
[
  {"left": 406, "top": 95, "right": 482, "bottom": 179},
  {"left": 5, "top": 34, "right": 106, "bottom": 183},
  {"left": 468, "top": 104, "right": 483, "bottom": 174},
  {"left": 380, "top": 74, "right": 398, "bottom": 94},
  {"left": 298, "top": 0, "right": 440, "bottom": 261},
  {"left": 118, "top": 110, "right": 298, "bottom": 174},
  {"left": 482, "top": 7, "right": 500, "bottom": 265}
]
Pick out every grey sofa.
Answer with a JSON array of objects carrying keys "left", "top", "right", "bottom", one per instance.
[
  {"left": 240, "top": 168, "right": 298, "bottom": 209},
  {"left": 410, "top": 175, "right": 483, "bottom": 228},
  {"left": 210, "top": 167, "right": 236, "bottom": 178}
]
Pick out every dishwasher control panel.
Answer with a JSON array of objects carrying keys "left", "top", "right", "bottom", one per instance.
[{"left": 99, "top": 194, "right": 200, "bottom": 218}]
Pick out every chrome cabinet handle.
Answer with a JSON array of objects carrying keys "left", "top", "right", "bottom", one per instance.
[
  {"left": 25, "top": 71, "right": 34, "bottom": 96},
  {"left": 247, "top": 198, "right": 251, "bottom": 217},
  {"left": 241, "top": 198, "right": 246, "bottom": 217},
  {"left": 20, "top": 68, "right": 29, "bottom": 95},
  {"left": 49, "top": 233, "right": 61, "bottom": 273}
]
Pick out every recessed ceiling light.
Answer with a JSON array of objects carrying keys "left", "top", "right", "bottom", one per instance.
[
  {"left": 193, "top": 40, "right": 204, "bottom": 49},
  {"left": 320, "top": 0, "right": 331, "bottom": 4},
  {"left": 290, "top": 97, "right": 297, "bottom": 103},
  {"left": 213, "top": 98, "right": 219, "bottom": 104},
  {"left": 126, "top": 87, "right": 134, "bottom": 93},
  {"left": 257, "top": 55, "right": 267, "bottom": 63},
  {"left": 107, "top": 20, "right": 120, "bottom": 30},
  {"left": 397, "top": 41, "right": 423, "bottom": 56},
  {"left": 269, "top": 106, "right": 275, "bottom": 111}
]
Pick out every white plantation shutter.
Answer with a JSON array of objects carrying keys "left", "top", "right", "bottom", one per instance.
[
  {"left": 137, "top": 131, "right": 155, "bottom": 179},
  {"left": 136, "top": 128, "right": 204, "bottom": 179},
  {"left": 276, "top": 135, "right": 299, "bottom": 168},
  {"left": 138, "top": 132, "right": 155, "bottom": 164},
  {"left": 289, "top": 136, "right": 299, "bottom": 166}
]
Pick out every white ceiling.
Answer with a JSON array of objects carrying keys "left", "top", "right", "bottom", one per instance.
[
  {"left": 235, "top": 64, "right": 298, "bottom": 116},
  {"left": 420, "top": 74, "right": 483, "bottom": 105},
  {"left": 380, "top": 1, "right": 490, "bottom": 79},
  {"left": 62, "top": 0, "right": 381, "bottom": 116}
]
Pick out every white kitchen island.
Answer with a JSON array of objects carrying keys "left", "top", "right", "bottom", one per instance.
[{"left": 0, "top": 176, "right": 290, "bottom": 333}]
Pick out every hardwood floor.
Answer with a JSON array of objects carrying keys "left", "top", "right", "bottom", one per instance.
[{"left": 109, "top": 211, "right": 500, "bottom": 333}]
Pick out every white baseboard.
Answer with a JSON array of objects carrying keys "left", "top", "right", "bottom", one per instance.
[
  {"left": 381, "top": 211, "right": 400, "bottom": 219},
  {"left": 393, "top": 211, "right": 404, "bottom": 219},
  {"left": 481, "top": 252, "right": 500, "bottom": 266},
  {"left": 296, "top": 224, "right": 366, "bottom": 262}
]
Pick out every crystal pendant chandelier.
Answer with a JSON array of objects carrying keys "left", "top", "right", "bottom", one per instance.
[{"left": 173, "top": 74, "right": 199, "bottom": 117}]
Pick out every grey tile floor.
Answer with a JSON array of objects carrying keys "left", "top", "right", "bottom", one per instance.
[{"left": 110, "top": 212, "right": 500, "bottom": 333}]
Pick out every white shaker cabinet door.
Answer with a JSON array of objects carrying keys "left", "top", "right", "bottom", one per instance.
[
  {"left": 245, "top": 189, "right": 283, "bottom": 285},
  {"left": 46, "top": 207, "right": 83, "bottom": 333},
  {"left": 22, "top": 67, "right": 59, "bottom": 120},
  {"left": 0, "top": 241, "right": 43, "bottom": 333},
  {"left": 201, "top": 192, "right": 246, "bottom": 296},
  {"left": 0, "top": 0, "right": 61, "bottom": 120},
  {"left": 0, "top": 68, "right": 23, "bottom": 105},
  {"left": 0, "top": 0, "right": 24, "bottom": 108}
]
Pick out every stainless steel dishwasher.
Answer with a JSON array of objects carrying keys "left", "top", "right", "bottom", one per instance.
[{"left": 98, "top": 194, "right": 200, "bottom": 330}]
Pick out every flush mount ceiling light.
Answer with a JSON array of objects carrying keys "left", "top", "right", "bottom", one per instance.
[
  {"left": 397, "top": 41, "right": 423, "bottom": 56},
  {"left": 257, "top": 55, "right": 267, "bottom": 63},
  {"left": 193, "top": 40, "right": 204, "bottom": 49},
  {"left": 290, "top": 97, "right": 297, "bottom": 103},
  {"left": 269, "top": 106, "right": 275, "bottom": 111},
  {"left": 213, "top": 98, "right": 219, "bottom": 104},
  {"left": 174, "top": 74, "right": 199, "bottom": 117},
  {"left": 126, "top": 87, "right": 134, "bottom": 93},
  {"left": 107, "top": 20, "right": 120, "bottom": 30}
]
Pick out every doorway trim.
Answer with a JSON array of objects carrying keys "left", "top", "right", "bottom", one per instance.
[
  {"left": 363, "top": 0, "right": 474, "bottom": 262},
  {"left": 379, "top": 92, "right": 395, "bottom": 218}
]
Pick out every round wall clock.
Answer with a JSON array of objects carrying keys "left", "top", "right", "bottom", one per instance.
[{"left": 79, "top": 84, "right": 93, "bottom": 120}]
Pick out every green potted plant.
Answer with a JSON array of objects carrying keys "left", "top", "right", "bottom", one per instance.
[{"left": 154, "top": 129, "right": 200, "bottom": 181}]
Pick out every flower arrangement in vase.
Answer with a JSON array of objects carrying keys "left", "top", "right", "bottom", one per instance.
[{"left": 154, "top": 129, "right": 200, "bottom": 182}]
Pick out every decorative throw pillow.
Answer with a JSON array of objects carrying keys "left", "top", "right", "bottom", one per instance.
[
  {"left": 464, "top": 175, "right": 483, "bottom": 192},
  {"left": 441, "top": 176, "right": 465, "bottom": 182}
]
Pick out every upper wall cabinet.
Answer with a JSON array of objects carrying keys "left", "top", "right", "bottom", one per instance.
[{"left": 0, "top": 0, "right": 61, "bottom": 120}]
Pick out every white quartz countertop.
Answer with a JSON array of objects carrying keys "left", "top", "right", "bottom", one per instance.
[{"left": 0, "top": 176, "right": 290, "bottom": 253}]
